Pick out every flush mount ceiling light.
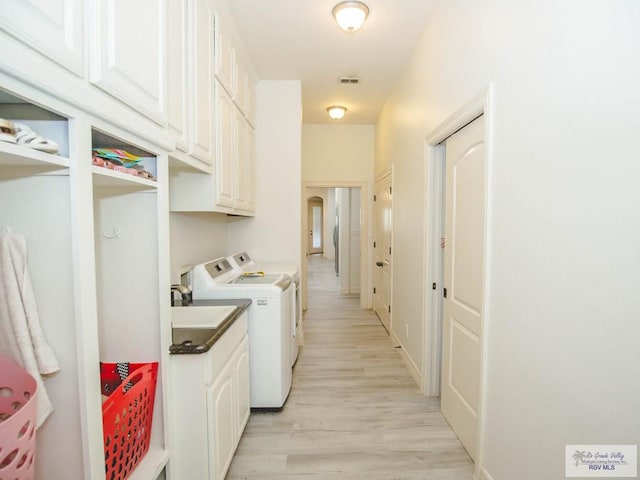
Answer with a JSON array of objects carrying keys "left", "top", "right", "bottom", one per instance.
[
  {"left": 332, "top": 1, "right": 369, "bottom": 32},
  {"left": 327, "top": 105, "right": 347, "bottom": 119}
]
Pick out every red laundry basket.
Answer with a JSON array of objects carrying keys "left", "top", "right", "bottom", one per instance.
[
  {"left": 100, "top": 362, "right": 158, "bottom": 480},
  {"left": 0, "top": 355, "right": 37, "bottom": 480}
]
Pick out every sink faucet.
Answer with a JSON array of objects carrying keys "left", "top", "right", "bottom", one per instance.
[{"left": 171, "top": 284, "right": 192, "bottom": 306}]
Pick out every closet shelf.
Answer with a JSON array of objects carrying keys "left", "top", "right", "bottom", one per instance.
[
  {"left": 0, "top": 140, "right": 70, "bottom": 168},
  {"left": 92, "top": 165, "right": 158, "bottom": 189},
  {"left": 127, "top": 447, "right": 170, "bottom": 480}
]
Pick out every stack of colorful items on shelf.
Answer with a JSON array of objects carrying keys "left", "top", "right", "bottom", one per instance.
[{"left": 92, "top": 148, "right": 156, "bottom": 180}]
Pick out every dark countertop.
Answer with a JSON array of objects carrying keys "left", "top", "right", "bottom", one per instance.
[{"left": 169, "top": 299, "right": 251, "bottom": 355}]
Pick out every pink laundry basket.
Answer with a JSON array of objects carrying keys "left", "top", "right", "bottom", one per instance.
[{"left": 0, "top": 355, "right": 37, "bottom": 480}]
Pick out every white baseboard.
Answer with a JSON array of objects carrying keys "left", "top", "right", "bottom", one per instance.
[
  {"left": 390, "top": 328, "right": 401, "bottom": 346},
  {"left": 390, "top": 330, "right": 423, "bottom": 391},
  {"left": 478, "top": 467, "right": 495, "bottom": 480}
]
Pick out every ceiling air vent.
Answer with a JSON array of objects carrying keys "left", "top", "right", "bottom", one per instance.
[{"left": 339, "top": 77, "right": 360, "bottom": 85}]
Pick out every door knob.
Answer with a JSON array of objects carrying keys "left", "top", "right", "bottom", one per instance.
[{"left": 376, "top": 261, "right": 383, "bottom": 267}]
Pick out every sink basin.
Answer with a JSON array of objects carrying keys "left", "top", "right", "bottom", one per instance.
[{"left": 172, "top": 305, "right": 237, "bottom": 329}]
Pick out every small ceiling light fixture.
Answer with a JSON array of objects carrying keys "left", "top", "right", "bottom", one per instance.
[
  {"left": 332, "top": 1, "right": 369, "bottom": 32},
  {"left": 327, "top": 105, "right": 347, "bottom": 119}
]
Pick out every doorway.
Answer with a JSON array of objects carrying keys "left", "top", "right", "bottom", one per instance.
[
  {"left": 373, "top": 170, "right": 392, "bottom": 332},
  {"left": 307, "top": 196, "right": 324, "bottom": 255},
  {"left": 302, "top": 184, "right": 369, "bottom": 312},
  {"left": 423, "top": 87, "right": 493, "bottom": 473}
]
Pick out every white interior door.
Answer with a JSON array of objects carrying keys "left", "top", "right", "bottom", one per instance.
[
  {"left": 373, "top": 174, "right": 392, "bottom": 331},
  {"left": 441, "top": 115, "right": 485, "bottom": 461}
]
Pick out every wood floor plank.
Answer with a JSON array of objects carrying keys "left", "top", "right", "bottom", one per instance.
[{"left": 226, "top": 256, "right": 474, "bottom": 479}]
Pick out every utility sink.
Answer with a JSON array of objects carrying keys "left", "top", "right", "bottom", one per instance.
[{"left": 172, "top": 305, "right": 237, "bottom": 329}]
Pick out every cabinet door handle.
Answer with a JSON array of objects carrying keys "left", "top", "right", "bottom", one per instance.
[{"left": 376, "top": 261, "right": 383, "bottom": 267}]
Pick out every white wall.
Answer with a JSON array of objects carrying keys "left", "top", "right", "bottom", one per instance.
[
  {"left": 303, "top": 124, "right": 375, "bottom": 184},
  {"left": 227, "top": 80, "right": 302, "bottom": 265},
  {"left": 376, "top": 1, "right": 640, "bottom": 478},
  {"left": 169, "top": 213, "right": 228, "bottom": 281}
]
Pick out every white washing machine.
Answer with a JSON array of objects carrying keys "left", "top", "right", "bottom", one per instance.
[
  {"left": 191, "top": 257, "right": 293, "bottom": 408},
  {"left": 227, "top": 251, "right": 301, "bottom": 365}
]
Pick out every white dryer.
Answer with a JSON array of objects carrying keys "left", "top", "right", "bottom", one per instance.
[
  {"left": 191, "top": 257, "right": 293, "bottom": 408},
  {"left": 227, "top": 251, "right": 301, "bottom": 365}
]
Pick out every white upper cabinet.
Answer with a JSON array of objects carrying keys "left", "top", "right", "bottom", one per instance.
[
  {"left": 214, "top": 14, "right": 235, "bottom": 96},
  {"left": 188, "top": 0, "right": 215, "bottom": 164},
  {"left": 246, "top": 77, "right": 256, "bottom": 126},
  {"left": 89, "top": 0, "right": 166, "bottom": 125},
  {"left": 234, "top": 112, "right": 254, "bottom": 213},
  {"left": 216, "top": 81, "right": 235, "bottom": 208},
  {"left": 234, "top": 58, "right": 248, "bottom": 113},
  {"left": 168, "top": 6, "right": 256, "bottom": 216},
  {"left": 167, "top": 0, "right": 189, "bottom": 152},
  {"left": 0, "top": 0, "right": 84, "bottom": 76}
]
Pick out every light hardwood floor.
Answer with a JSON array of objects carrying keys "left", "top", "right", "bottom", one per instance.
[{"left": 226, "top": 255, "right": 474, "bottom": 480}]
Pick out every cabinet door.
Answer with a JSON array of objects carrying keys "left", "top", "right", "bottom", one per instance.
[
  {"left": 246, "top": 80, "right": 256, "bottom": 127},
  {"left": 215, "top": 82, "right": 235, "bottom": 208},
  {"left": 167, "top": 0, "right": 189, "bottom": 151},
  {"left": 235, "top": 337, "right": 250, "bottom": 437},
  {"left": 245, "top": 125, "right": 256, "bottom": 213},
  {"left": 234, "top": 113, "right": 248, "bottom": 211},
  {"left": 214, "top": 14, "right": 234, "bottom": 96},
  {"left": 207, "top": 362, "right": 236, "bottom": 480},
  {"left": 189, "top": 0, "right": 214, "bottom": 164},
  {"left": 233, "top": 117, "right": 255, "bottom": 213},
  {"left": 234, "top": 59, "right": 248, "bottom": 114},
  {"left": 0, "top": 0, "right": 84, "bottom": 75},
  {"left": 89, "top": 0, "right": 166, "bottom": 124}
]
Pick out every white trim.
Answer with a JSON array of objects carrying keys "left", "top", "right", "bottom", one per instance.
[
  {"left": 426, "top": 90, "right": 487, "bottom": 145},
  {"left": 476, "top": 83, "right": 496, "bottom": 480},
  {"left": 422, "top": 84, "right": 495, "bottom": 477},
  {"left": 391, "top": 329, "right": 422, "bottom": 389},
  {"left": 478, "top": 467, "right": 495, "bottom": 480},
  {"left": 422, "top": 143, "right": 445, "bottom": 396},
  {"left": 375, "top": 164, "right": 393, "bottom": 183}
]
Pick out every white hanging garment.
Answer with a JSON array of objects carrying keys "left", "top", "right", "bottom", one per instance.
[{"left": 0, "top": 232, "right": 60, "bottom": 427}]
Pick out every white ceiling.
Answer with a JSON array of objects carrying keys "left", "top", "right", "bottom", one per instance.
[{"left": 226, "top": 0, "right": 436, "bottom": 125}]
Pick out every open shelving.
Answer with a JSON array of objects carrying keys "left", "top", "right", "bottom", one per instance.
[
  {"left": 0, "top": 83, "right": 171, "bottom": 479},
  {"left": 0, "top": 87, "right": 85, "bottom": 478},
  {"left": 91, "top": 125, "right": 170, "bottom": 480},
  {"left": 92, "top": 165, "right": 158, "bottom": 189},
  {"left": 0, "top": 140, "right": 70, "bottom": 169}
]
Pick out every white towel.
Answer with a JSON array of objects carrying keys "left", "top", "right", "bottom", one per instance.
[{"left": 0, "top": 233, "right": 60, "bottom": 427}]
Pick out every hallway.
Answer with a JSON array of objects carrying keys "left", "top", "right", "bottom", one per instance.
[{"left": 227, "top": 255, "right": 474, "bottom": 479}]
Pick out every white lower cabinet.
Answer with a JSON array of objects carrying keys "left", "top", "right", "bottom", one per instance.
[
  {"left": 235, "top": 341, "right": 251, "bottom": 434},
  {"left": 170, "top": 313, "right": 250, "bottom": 480},
  {"left": 207, "top": 360, "right": 236, "bottom": 480}
]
